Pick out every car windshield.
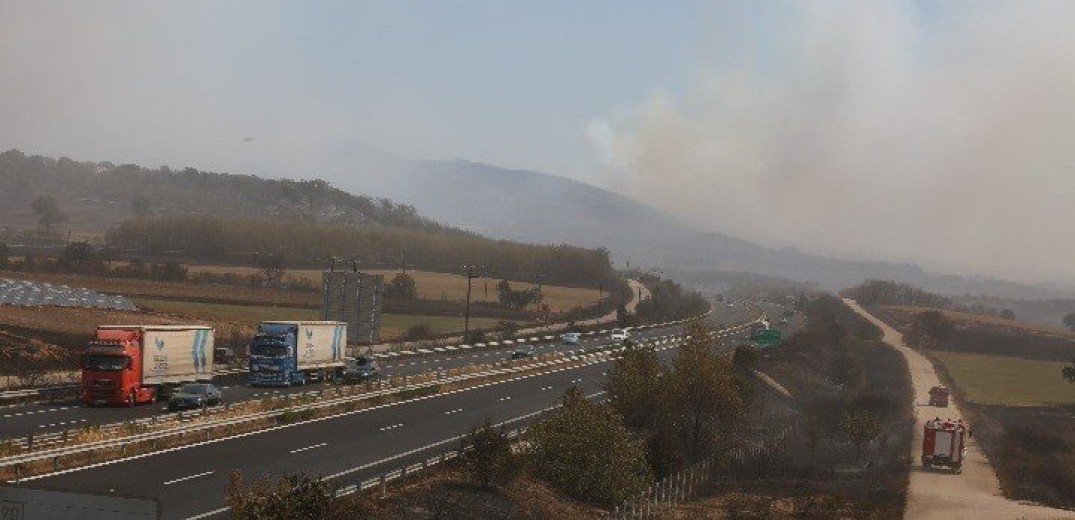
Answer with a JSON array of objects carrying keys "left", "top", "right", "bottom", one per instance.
[
  {"left": 180, "top": 384, "right": 207, "bottom": 394},
  {"left": 250, "top": 344, "right": 289, "bottom": 358},
  {"left": 82, "top": 354, "right": 129, "bottom": 371}
]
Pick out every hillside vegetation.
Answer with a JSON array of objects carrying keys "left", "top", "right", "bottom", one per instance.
[{"left": 0, "top": 149, "right": 443, "bottom": 232}]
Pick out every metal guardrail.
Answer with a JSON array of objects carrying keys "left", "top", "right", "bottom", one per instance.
[
  {"left": 1, "top": 333, "right": 702, "bottom": 480},
  {"left": 1, "top": 315, "right": 757, "bottom": 480}
]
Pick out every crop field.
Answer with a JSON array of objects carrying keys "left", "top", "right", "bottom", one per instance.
[
  {"left": 132, "top": 298, "right": 505, "bottom": 339},
  {"left": 182, "top": 264, "right": 601, "bottom": 312},
  {"left": 882, "top": 305, "right": 1075, "bottom": 339},
  {"left": 932, "top": 351, "right": 1075, "bottom": 406}
]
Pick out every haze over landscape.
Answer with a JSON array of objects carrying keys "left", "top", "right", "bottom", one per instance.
[
  {"left": 6, "top": 4, "right": 1075, "bottom": 520},
  {"left": 2, "top": 1, "right": 1073, "bottom": 287}
]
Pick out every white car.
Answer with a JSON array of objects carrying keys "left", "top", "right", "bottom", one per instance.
[
  {"left": 560, "top": 332, "right": 581, "bottom": 345},
  {"left": 611, "top": 329, "right": 630, "bottom": 342}
]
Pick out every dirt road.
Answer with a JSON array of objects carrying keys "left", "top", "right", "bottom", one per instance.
[{"left": 845, "top": 299, "right": 1075, "bottom": 520}]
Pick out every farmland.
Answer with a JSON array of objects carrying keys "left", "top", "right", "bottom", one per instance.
[
  {"left": 931, "top": 351, "right": 1074, "bottom": 406},
  {"left": 181, "top": 264, "right": 602, "bottom": 312},
  {"left": 132, "top": 298, "right": 504, "bottom": 339},
  {"left": 2, "top": 266, "right": 603, "bottom": 314}
]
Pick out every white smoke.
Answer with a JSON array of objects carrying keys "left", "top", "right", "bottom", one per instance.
[{"left": 589, "top": 1, "right": 1075, "bottom": 283}]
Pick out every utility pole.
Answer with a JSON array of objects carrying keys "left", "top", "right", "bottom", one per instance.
[
  {"left": 536, "top": 267, "right": 548, "bottom": 292},
  {"left": 462, "top": 264, "right": 483, "bottom": 341}
]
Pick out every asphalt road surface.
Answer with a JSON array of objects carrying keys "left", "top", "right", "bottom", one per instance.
[
  {"left": 0, "top": 304, "right": 754, "bottom": 441},
  {"left": 16, "top": 307, "right": 758, "bottom": 520}
]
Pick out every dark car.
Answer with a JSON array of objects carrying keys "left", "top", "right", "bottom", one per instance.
[
  {"left": 342, "top": 356, "right": 380, "bottom": 383},
  {"left": 168, "top": 383, "right": 223, "bottom": 411},
  {"left": 511, "top": 345, "right": 536, "bottom": 359}
]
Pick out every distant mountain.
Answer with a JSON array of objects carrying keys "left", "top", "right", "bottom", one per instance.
[
  {"left": 314, "top": 144, "right": 1072, "bottom": 299},
  {"left": 6, "top": 145, "right": 1067, "bottom": 299}
]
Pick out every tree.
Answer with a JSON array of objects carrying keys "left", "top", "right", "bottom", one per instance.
[
  {"left": 1061, "top": 313, "right": 1075, "bottom": 331},
  {"left": 461, "top": 417, "right": 520, "bottom": 489},
  {"left": 527, "top": 387, "right": 653, "bottom": 505},
  {"left": 0, "top": 243, "right": 8, "bottom": 270},
  {"left": 1062, "top": 359, "right": 1075, "bottom": 384},
  {"left": 605, "top": 343, "right": 665, "bottom": 432},
  {"left": 663, "top": 321, "right": 747, "bottom": 466},
  {"left": 60, "top": 241, "right": 102, "bottom": 273},
  {"left": 999, "top": 309, "right": 1016, "bottom": 320},
  {"left": 841, "top": 410, "right": 883, "bottom": 462},
  {"left": 31, "top": 195, "right": 66, "bottom": 233},
  {"left": 496, "top": 279, "right": 542, "bottom": 310},
  {"left": 131, "top": 194, "right": 151, "bottom": 218},
  {"left": 259, "top": 254, "right": 286, "bottom": 287},
  {"left": 906, "top": 310, "right": 953, "bottom": 349},
  {"left": 385, "top": 272, "right": 417, "bottom": 300}
]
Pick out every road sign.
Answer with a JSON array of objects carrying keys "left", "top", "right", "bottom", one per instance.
[{"left": 754, "top": 329, "right": 782, "bottom": 348}]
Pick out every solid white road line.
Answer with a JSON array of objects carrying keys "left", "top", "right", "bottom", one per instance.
[{"left": 164, "top": 470, "right": 215, "bottom": 486}]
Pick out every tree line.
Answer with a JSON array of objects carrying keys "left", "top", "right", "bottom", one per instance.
[
  {"left": 104, "top": 215, "right": 617, "bottom": 288},
  {"left": 0, "top": 149, "right": 445, "bottom": 232}
]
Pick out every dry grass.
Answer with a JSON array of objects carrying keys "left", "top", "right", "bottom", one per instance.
[
  {"left": 882, "top": 305, "right": 1075, "bottom": 339},
  {"left": 0, "top": 305, "right": 202, "bottom": 338},
  {"left": 131, "top": 298, "right": 503, "bottom": 339},
  {"left": 932, "top": 351, "right": 1075, "bottom": 406},
  {"left": 182, "top": 264, "right": 600, "bottom": 312}
]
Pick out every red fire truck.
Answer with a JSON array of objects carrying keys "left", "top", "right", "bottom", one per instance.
[{"left": 921, "top": 418, "right": 968, "bottom": 473}]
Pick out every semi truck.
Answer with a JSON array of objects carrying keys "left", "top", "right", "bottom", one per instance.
[
  {"left": 921, "top": 418, "right": 968, "bottom": 473},
  {"left": 81, "top": 325, "right": 214, "bottom": 406},
  {"left": 248, "top": 321, "right": 346, "bottom": 387}
]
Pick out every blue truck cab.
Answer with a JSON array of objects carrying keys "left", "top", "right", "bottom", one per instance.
[{"left": 248, "top": 321, "right": 346, "bottom": 387}]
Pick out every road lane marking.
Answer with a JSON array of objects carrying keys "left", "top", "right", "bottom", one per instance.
[
  {"left": 290, "top": 442, "right": 327, "bottom": 454},
  {"left": 164, "top": 470, "right": 215, "bottom": 486},
  {"left": 378, "top": 423, "right": 404, "bottom": 431},
  {"left": 443, "top": 408, "right": 464, "bottom": 415}
]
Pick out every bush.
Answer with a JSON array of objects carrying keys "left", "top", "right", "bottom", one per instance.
[
  {"left": 404, "top": 324, "right": 434, "bottom": 341},
  {"left": 461, "top": 417, "right": 520, "bottom": 489},
  {"left": 226, "top": 471, "right": 343, "bottom": 520}
]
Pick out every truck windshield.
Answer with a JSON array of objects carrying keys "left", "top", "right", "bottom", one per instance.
[
  {"left": 250, "top": 344, "right": 289, "bottom": 358},
  {"left": 82, "top": 355, "right": 129, "bottom": 371}
]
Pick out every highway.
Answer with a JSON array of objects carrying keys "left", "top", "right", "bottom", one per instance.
[
  {"left": 0, "top": 305, "right": 756, "bottom": 441},
  {"left": 14, "top": 307, "right": 758, "bottom": 519}
]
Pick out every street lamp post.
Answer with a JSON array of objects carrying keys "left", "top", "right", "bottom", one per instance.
[{"left": 462, "top": 264, "right": 483, "bottom": 340}]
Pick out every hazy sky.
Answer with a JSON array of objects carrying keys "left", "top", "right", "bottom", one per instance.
[{"left": 2, "top": 1, "right": 1073, "bottom": 283}]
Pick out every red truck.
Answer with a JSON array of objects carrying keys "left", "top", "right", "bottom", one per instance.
[
  {"left": 928, "top": 385, "right": 950, "bottom": 407},
  {"left": 921, "top": 418, "right": 968, "bottom": 473},
  {"left": 81, "top": 325, "right": 214, "bottom": 406}
]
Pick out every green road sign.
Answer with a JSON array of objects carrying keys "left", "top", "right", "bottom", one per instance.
[{"left": 754, "top": 329, "right": 782, "bottom": 348}]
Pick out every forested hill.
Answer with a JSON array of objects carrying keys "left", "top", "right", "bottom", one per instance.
[{"left": 0, "top": 149, "right": 451, "bottom": 233}]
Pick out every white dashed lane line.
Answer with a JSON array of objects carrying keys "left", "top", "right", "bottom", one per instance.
[
  {"left": 163, "top": 470, "right": 215, "bottom": 486},
  {"left": 443, "top": 408, "right": 464, "bottom": 415},
  {"left": 378, "top": 423, "right": 404, "bottom": 432},
  {"left": 290, "top": 442, "right": 328, "bottom": 454}
]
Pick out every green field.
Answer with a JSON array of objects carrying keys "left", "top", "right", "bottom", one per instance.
[
  {"left": 933, "top": 351, "right": 1075, "bottom": 406},
  {"left": 133, "top": 298, "right": 506, "bottom": 340}
]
